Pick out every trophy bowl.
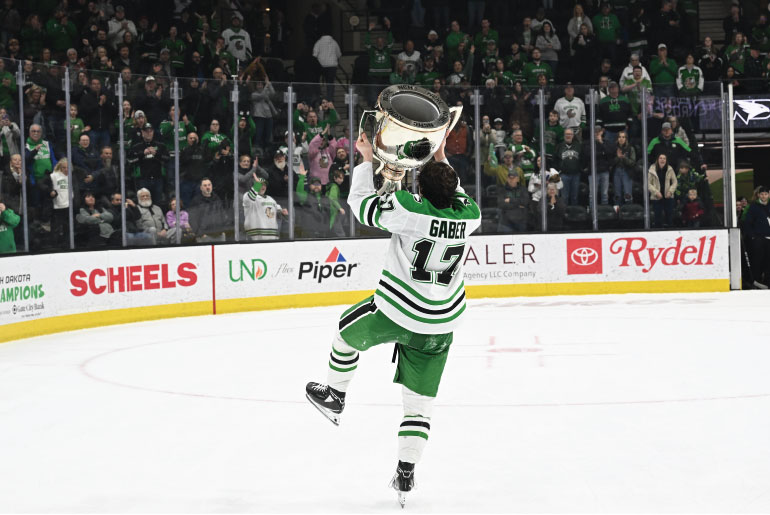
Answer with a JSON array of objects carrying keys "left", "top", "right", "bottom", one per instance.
[{"left": 360, "top": 84, "right": 462, "bottom": 192}]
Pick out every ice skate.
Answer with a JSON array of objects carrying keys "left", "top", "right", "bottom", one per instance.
[
  {"left": 388, "top": 461, "right": 415, "bottom": 508},
  {"left": 305, "top": 382, "right": 345, "bottom": 426}
]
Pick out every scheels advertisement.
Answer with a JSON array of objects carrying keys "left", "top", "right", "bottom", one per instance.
[{"left": 0, "top": 230, "right": 729, "bottom": 338}]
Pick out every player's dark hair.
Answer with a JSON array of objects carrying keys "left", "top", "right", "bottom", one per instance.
[{"left": 419, "top": 161, "right": 458, "bottom": 209}]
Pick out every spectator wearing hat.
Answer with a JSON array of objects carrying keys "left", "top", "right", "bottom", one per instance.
[
  {"left": 308, "top": 126, "right": 336, "bottom": 186},
  {"left": 554, "top": 84, "right": 586, "bottom": 138},
  {"left": 497, "top": 168, "right": 531, "bottom": 233},
  {"left": 222, "top": 13, "right": 252, "bottom": 64},
  {"left": 646, "top": 122, "right": 704, "bottom": 174},
  {"left": 743, "top": 186, "right": 770, "bottom": 288},
  {"left": 129, "top": 122, "right": 169, "bottom": 204},
  {"left": 422, "top": 30, "right": 442, "bottom": 56},
  {"left": 619, "top": 54, "right": 652, "bottom": 86},
  {"left": 484, "top": 148, "right": 524, "bottom": 187},
  {"left": 134, "top": 76, "right": 168, "bottom": 129},
  {"left": 596, "top": 81, "right": 632, "bottom": 147},
  {"left": 553, "top": 128, "right": 583, "bottom": 206},
  {"left": 650, "top": 43, "right": 678, "bottom": 99}
]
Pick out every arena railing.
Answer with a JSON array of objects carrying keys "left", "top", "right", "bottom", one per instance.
[{"left": 0, "top": 61, "right": 739, "bottom": 256}]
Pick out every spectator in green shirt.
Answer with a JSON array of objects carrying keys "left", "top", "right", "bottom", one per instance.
[
  {"left": 650, "top": 43, "right": 678, "bottom": 98},
  {"left": 445, "top": 20, "right": 469, "bottom": 63},
  {"left": 592, "top": 2, "right": 621, "bottom": 64},
  {"left": 44, "top": 9, "right": 77, "bottom": 59},
  {"left": 522, "top": 48, "right": 553, "bottom": 85},
  {"left": 474, "top": 19, "right": 499, "bottom": 49}
]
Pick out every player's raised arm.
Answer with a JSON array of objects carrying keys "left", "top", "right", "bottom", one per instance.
[
  {"left": 348, "top": 132, "right": 377, "bottom": 225},
  {"left": 432, "top": 130, "right": 465, "bottom": 194}
]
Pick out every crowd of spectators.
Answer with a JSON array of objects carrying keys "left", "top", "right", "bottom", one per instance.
[
  {"left": 0, "top": 0, "right": 767, "bottom": 254},
  {"left": 348, "top": 0, "right": 770, "bottom": 231}
]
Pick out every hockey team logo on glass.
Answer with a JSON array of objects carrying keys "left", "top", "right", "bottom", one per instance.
[{"left": 566, "top": 238, "right": 603, "bottom": 275}]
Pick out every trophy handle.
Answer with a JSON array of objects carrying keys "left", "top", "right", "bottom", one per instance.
[
  {"left": 446, "top": 105, "right": 463, "bottom": 134},
  {"left": 359, "top": 109, "right": 379, "bottom": 140}
]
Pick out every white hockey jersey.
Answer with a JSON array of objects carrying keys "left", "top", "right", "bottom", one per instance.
[
  {"left": 243, "top": 184, "right": 283, "bottom": 240},
  {"left": 348, "top": 161, "right": 481, "bottom": 334},
  {"left": 553, "top": 96, "right": 586, "bottom": 130}
]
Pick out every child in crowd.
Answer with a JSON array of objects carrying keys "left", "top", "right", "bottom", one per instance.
[{"left": 681, "top": 188, "right": 705, "bottom": 227}]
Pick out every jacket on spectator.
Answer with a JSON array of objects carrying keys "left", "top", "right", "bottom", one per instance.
[
  {"left": 294, "top": 174, "right": 331, "bottom": 238},
  {"left": 79, "top": 89, "right": 116, "bottom": 131},
  {"left": 743, "top": 200, "right": 770, "bottom": 238},
  {"left": 189, "top": 192, "right": 229, "bottom": 238},
  {"left": 0, "top": 205, "right": 19, "bottom": 253},
  {"left": 179, "top": 142, "right": 208, "bottom": 183},
  {"left": 76, "top": 205, "right": 115, "bottom": 239},
  {"left": 137, "top": 203, "right": 168, "bottom": 234},
  {"left": 498, "top": 182, "right": 531, "bottom": 228},
  {"left": 648, "top": 163, "right": 677, "bottom": 200},
  {"left": 308, "top": 133, "right": 336, "bottom": 186},
  {"left": 553, "top": 140, "right": 583, "bottom": 175},
  {"left": 129, "top": 139, "right": 169, "bottom": 181}
]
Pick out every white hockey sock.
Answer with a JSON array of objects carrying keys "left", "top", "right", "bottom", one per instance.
[
  {"left": 398, "top": 386, "right": 435, "bottom": 464},
  {"left": 327, "top": 334, "right": 359, "bottom": 393}
]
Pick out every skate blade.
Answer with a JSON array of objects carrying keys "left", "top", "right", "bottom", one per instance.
[
  {"left": 305, "top": 393, "right": 340, "bottom": 426},
  {"left": 389, "top": 476, "right": 409, "bottom": 508}
]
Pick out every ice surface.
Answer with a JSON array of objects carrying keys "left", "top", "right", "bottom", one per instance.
[{"left": 1, "top": 292, "right": 770, "bottom": 513}]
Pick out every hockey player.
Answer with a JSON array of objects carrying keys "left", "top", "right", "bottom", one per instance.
[
  {"left": 242, "top": 173, "right": 287, "bottom": 241},
  {"left": 306, "top": 132, "right": 481, "bottom": 508}
]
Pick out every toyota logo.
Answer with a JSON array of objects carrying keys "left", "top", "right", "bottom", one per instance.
[{"left": 570, "top": 247, "right": 599, "bottom": 266}]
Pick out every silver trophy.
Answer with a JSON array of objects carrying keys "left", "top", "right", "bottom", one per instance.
[{"left": 359, "top": 84, "right": 463, "bottom": 194}]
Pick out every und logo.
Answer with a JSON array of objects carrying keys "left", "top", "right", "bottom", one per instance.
[{"left": 734, "top": 100, "right": 770, "bottom": 124}]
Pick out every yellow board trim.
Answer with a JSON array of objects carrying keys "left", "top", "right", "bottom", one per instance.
[
  {"left": 0, "top": 301, "right": 212, "bottom": 344},
  {"left": 0, "top": 279, "right": 729, "bottom": 344}
]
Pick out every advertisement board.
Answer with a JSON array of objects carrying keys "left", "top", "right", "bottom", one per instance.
[
  {"left": 0, "top": 246, "right": 213, "bottom": 340},
  {"left": 0, "top": 229, "right": 730, "bottom": 342}
]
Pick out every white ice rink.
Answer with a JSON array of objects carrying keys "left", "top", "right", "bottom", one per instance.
[{"left": 1, "top": 291, "right": 770, "bottom": 513}]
